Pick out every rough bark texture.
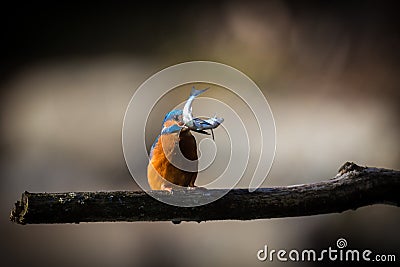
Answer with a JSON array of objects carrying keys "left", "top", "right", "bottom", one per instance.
[{"left": 10, "top": 162, "right": 400, "bottom": 224}]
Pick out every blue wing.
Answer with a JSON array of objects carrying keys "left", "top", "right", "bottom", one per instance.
[{"left": 149, "top": 134, "right": 160, "bottom": 158}]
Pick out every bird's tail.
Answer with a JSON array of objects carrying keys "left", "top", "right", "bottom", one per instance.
[{"left": 190, "top": 86, "right": 209, "bottom": 97}]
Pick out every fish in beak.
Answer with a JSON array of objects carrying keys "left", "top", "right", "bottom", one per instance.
[{"left": 182, "top": 86, "right": 224, "bottom": 138}]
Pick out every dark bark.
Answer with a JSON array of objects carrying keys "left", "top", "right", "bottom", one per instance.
[{"left": 10, "top": 162, "right": 400, "bottom": 224}]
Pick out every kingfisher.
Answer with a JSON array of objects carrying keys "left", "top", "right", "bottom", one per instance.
[{"left": 147, "top": 87, "right": 223, "bottom": 191}]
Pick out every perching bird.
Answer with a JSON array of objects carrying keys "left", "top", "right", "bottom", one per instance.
[
  {"left": 147, "top": 109, "right": 198, "bottom": 191},
  {"left": 147, "top": 87, "right": 223, "bottom": 191}
]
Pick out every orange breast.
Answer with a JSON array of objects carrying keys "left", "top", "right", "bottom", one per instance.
[{"left": 147, "top": 131, "right": 198, "bottom": 190}]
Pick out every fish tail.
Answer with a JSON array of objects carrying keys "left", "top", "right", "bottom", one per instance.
[{"left": 190, "top": 86, "right": 209, "bottom": 97}]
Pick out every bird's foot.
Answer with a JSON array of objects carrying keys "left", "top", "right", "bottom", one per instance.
[{"left": 161, "top": 184, "right": 173, "bottom": 193}]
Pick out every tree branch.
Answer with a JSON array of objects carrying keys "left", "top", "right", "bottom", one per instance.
[{"left": 10, "top": 162, "right": 400, "bottom": 224}]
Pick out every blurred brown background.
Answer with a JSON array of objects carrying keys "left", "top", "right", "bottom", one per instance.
[{"left": 1, "top": 1, "right": 399, "bottom": 267}]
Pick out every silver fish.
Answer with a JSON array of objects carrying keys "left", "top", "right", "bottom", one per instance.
[
  {"left": 182, "top": 87, "right": 224, "bottom": 137},
  {"left": 189, "top": 116, "right": 224, "bottom": 131},
  {"left": 182, "top": 87, "right": 209, "bottom": 125}
]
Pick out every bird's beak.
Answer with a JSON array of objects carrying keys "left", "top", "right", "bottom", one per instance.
[{"left": 176, "top": 117, "right": 189, "bottom": 131}]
